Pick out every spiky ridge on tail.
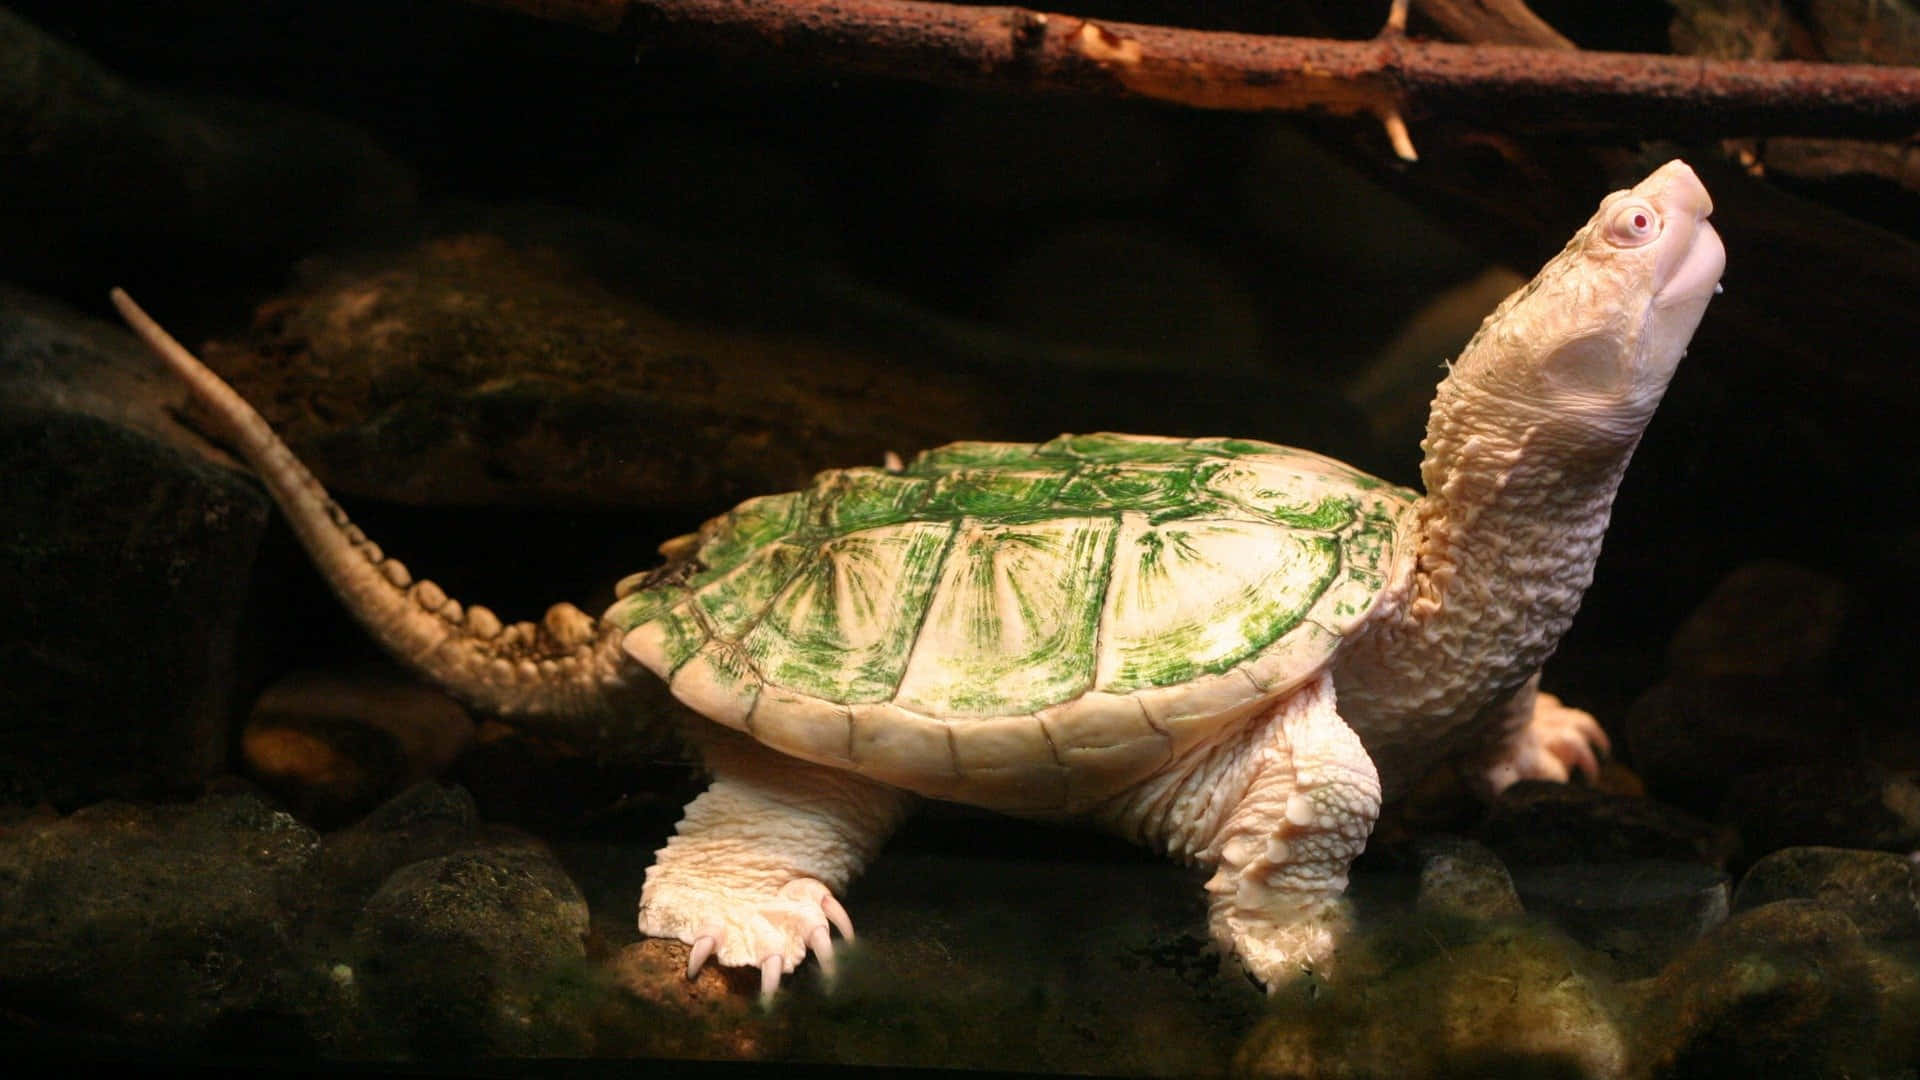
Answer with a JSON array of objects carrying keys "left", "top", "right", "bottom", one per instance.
[{"left": 111, "top": 288, "right": 648, "bottom": 736}]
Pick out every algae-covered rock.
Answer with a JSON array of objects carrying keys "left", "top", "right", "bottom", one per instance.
[
  {"left": 1634, "top": 899, "right": 1887, "bottom": 1077},
  {"left": 1733, "top": 846, "right": 1920, "bottom": 940},
  {"left": 1235, "top": 923, "right": 1629, "bottom": 1079},
  {"left": 332, "top": 834, "right": 595, "bottom": 1057},
  {"left": 0, "top": 790, "right": 322, "bottom": 1048}
]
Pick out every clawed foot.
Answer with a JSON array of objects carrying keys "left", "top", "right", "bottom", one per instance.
[
  {"left": 1214, "top": 897, "right": 1350, "bottom": 992},
  {"left": 1473, "top": 690, "right": 1610, "bottom": 796},
  {"left": 641, "top": 876, "right": 855, "bottom": 1001}
]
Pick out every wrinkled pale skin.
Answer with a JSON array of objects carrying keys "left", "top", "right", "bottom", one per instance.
[{"left": 111, "top": 160, "right": 1722, "bottom": 997}]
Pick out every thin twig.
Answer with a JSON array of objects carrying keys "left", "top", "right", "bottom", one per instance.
[{"left": 468, "top": 0, "right": 1920, "bottom": 155}]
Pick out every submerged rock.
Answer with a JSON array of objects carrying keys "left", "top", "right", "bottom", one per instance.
[
  {"left": 1732, "top": 845, "right": 1920, "bottom": 940},
  {"left": 0, "top": 287, "right": 270, "bottom": 807},
  {"left": 331, "top": 834, "right": 595, "bottom": 1058},
  {"left": 0, "top": 790, "right": 322, "bottom": 1048},
  {"left": 1511, "top": 861, "right": 1731, "bottom": 975},
  {"left": 1634, "top": 900, "right": 1889, "bottom": 1077},
  {"left": 242, "top": 667, "right": 476, "bottom": 826},
  {"left": 1235, "top": 923, "right": 1630, "bottom": 1079}
]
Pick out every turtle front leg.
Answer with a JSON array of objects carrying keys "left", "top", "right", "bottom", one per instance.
[
  {"left": 641, "top": 729, "right": 913, "bottom": 999},
  {"left": 1202, "top": 674, "right": 1381, "bottom": 989},
  {"left": 1461, "top": 672, "right": 1609, "bottom": 797}
]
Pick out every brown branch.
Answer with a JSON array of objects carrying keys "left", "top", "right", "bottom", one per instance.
[{"left": 470, "top": 0, "right": 1920, "bottom": 150}]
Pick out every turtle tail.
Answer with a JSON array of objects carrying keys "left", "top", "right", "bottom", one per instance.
[{"left": 110, "top": 289, "right": 654, "bottom": 740}]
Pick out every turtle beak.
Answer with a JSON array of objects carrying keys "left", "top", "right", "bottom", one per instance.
[{"left": 1640, "top": 160, "right": 1725, "bottom": 311}]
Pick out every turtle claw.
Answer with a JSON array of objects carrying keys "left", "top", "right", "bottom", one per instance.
[
  {"left": 759, "top": 956, "right": 783, "bottom": 1002},
  {"left": 686, "top": 933, "right": 720, "bottom": 979},
  {"left": 824, "top": 895, "right": 855, "bottom": 942},
  {"left": 806, "top": 924, "right": 836, "bottom": 980}
]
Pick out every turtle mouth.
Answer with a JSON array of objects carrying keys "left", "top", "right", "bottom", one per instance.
[{"left": 1656, "top": 217, "right": 1725, "bottom": 310}]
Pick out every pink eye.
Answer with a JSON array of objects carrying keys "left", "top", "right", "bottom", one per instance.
[{"left": 1608, "top": 203, "right": 1661, "bottom": 246}]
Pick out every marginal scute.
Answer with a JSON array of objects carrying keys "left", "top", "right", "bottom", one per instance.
[
  {"left": 603, "top": 433, "right": 1415, "bottom": 813},
  {"left": 748, "top": 689, "right": 853, "bottom": 766},
  {"left": 850, "top": 703, "right": 957, "bottom": 785},
  {"left": 950, "top": 715, "right": 1057, "bottom": 772}
]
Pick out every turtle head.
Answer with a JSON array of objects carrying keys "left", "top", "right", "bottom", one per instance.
[{"left": 1449, "top": 159, "right": 1724, "bottom": 446}]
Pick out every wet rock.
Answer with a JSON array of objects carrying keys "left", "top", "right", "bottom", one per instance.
[
  {"left": 1720, "top": 764, "right": 1920, "bottom": 858},
  {"left": 0, "top": 789, "right": 322, "bottom": 1048},
  {"left": 331, "top": 834, "right": 594, "bottom": 1058},
  {"left": 1479, "top": 781, "right": 1736, "bottom": 869},
  {"left": 1510, "top": 861, "right": 1731, "bottom": 974},
  {"left": 312, "top": 782, "right": 485, "bottom": 924},
  {"left": 1415, "top": 835, "right": 1525, "bottom": 921},
  {"left": 1666, "top": 560, "right": 1847, "bottom": 682},
  {"left": 1235, "top": 924, "right": 1629, "bottom": 1079},
  {"left": 1733, "top": 846, "right": 1920, "bottom": 940},
  {"left": 1635, "top": 900, "right": 1888, "bottom": 1077},
  {"left": 242, "top": 667, "right": 476, "bottom": 826},
  {"left": 192, "top": 232, "right": 1025, "bottom": 510},
  {"left": 0, "top": 286, "right": 270, "bottom": 807},
  {"left": 0, "top": 6, "right": 414, "bottom": 291},
  {"left": 1624, "top": 559, "right": 1860, "bottom": 819},
  {"left": 1624, "top": 677, "right": 1851, "bottom": 818}
]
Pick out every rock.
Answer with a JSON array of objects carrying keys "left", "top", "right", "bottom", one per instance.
[
  {"left": 191, "top": 232, "right": 1026, "bottom": 510},
  {"left": 1234, "top": 924, "right": 1629, "bottom": 1079},
  {"left": 332, "top": 834, "right": 594, "bottom": 1058},
  {"left": 242, "top": 667, "right": 476, "bottom": 826},
  {"left": 1666, "top": 560, "right": 1847, "bottom": 682},
  {"left": 1510, "top": 860, "right": 1731, "bottom": 974},
  {"left": 312, "top": 782, "right": 486, "bottom": 925},
  {"left": 1414, "top": 835, "right": 1525, "bottom": 921},
  {"left": 1624, "top": 677, "right": 1850, "bottom": 818},
  {"left": 1479, "top": 781, "right": 1736, "bottom": 869},
  {"left": 0, "top": 286, "right": 270, "bottom": 807},
  {"left": 0, "top": 789, "right": 322, "bottom": 1048},
  {"left": 1720, "top": 764, "right": 1920, "bottom": 858},
  {"left": 1635, "top": 900, "right": 1889, "bottom": 1077},
  {"left": 1733, "top": 846, "right": 1920, "bottom": 940},
  {"left": 0, "top": 6, "right": 414, "bottom": 292}
]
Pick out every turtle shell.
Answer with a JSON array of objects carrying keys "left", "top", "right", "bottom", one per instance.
[{"left": 606, "top": 433, "right": 1415, "bottom": 812}]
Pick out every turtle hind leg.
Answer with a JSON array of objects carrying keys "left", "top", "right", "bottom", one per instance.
[
  {"left": 1461, "top": 673, "right": 1610, "bottom": 798},
  {"left": 640, "top": 729, "right": 913, "bottom": 999},
  {"left": 1201, "top": 673, "right": 1382, "bottom": 990}
]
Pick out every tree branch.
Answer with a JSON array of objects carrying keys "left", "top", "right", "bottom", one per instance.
[{"left": 470, "top": 0, "right": 1920, "bottom": 154}]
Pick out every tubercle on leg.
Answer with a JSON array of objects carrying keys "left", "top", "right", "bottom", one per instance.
[{"left": 1195, "top": 677, "right": 1382, "bottom": 985}]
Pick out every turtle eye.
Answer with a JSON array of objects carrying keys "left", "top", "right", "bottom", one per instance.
[{"left": 1605, "top": 202, "right": 1661, "bottom": 247}]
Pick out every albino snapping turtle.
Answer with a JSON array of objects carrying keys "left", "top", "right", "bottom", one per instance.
[{"left": 112, "top": 159, "right": 1724, "bottom": 995}]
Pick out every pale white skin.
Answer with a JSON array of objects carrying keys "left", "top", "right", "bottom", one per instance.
[{"left": 111, "top": 159, "right": 1723, "bottom": 998}]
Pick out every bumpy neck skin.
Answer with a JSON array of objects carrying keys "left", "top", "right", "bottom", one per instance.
[{"left": 1331, "top": 374, "right": 1643, "bottom": 793}]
